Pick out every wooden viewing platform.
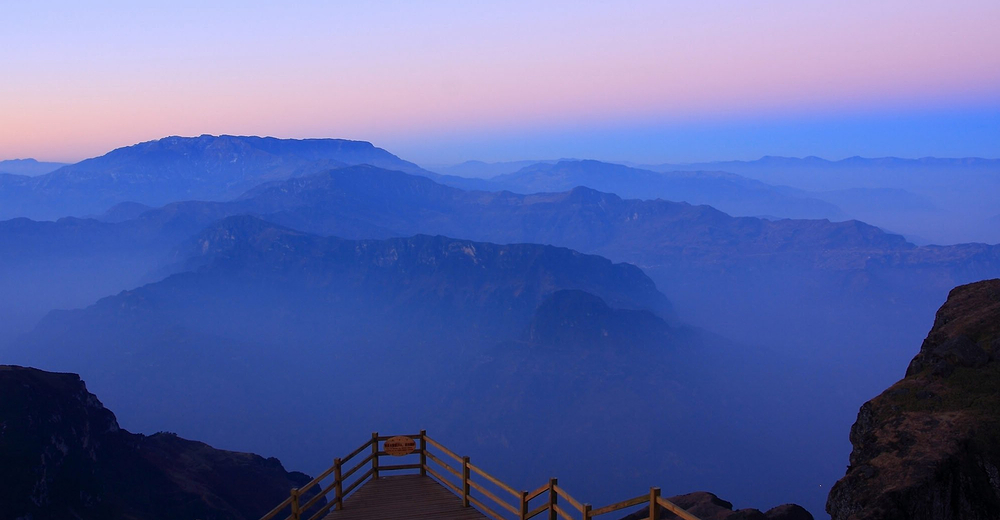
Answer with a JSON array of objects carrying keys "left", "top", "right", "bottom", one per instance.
[
  {"left": 322, "top": 474, "right": 487, "bottom": 520},
  {"left": 259, "top": 431, "right": 704, "bottom": 520}
]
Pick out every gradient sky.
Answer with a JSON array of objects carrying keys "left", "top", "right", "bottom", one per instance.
[{"left": 2, "top": 0, "right": 998, "bottom": 164}]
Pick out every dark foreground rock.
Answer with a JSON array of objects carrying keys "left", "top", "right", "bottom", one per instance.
[
  {"left": 619, "top": 491, "right": 813, "bottom": 520},
  {"left": 0, "top": 365, "right": 314, "bottom": 520},
  {"left": 827, "top": 278, "right": 1000, "bottom": 520}
]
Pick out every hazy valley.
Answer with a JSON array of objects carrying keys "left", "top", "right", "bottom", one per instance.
[{"left": 0, "top": 134, "right": 998, "bottom": 520}]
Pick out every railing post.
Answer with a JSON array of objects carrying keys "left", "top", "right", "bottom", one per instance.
[
  {"left": 548, "top": 478, "right": 557, "bottom": 520},
  {"left": 419, "top": 429, "right": 427, "bottom": 476},
  {"left": 520, "top": 490, "right": 529, "bottom": 520},
  {"left": 583, "top": 503, "right": 592, "bottom": 520},
  {"left": 290, "top": 488, "right": 301, "bottom": 520},
  {"left": 333, "top": 458, "right": 343, "bottom": 510},
  {"left": 649, "top": 487, "right": 661, "bottom": 520},
  {"left": 371, "top": 431, "right": 379, "bottom": 479},
  {"left": 462, "top": 456, "right": 471, "bottom": 507}
]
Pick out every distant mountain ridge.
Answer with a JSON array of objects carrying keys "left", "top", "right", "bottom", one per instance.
[
  {"left": 0, "top": 134, "right": 430, "bottom": 221},
  {"left": 650, "top": 156, "right": 1000, "bottom": 243},
  {"left": 0, "top": 158, "right": 66, "bottom": 176},
  {"left": 475, "top": 159, "right": 846, "bottom": 220},
  {"left": 431, "top": 159, "right": 564, "bottom": 178},
  {"left": 212, "top": 165, "right": 917, "bottom": 270}
]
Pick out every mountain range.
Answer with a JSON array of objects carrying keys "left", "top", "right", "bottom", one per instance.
[
  {"left": 1, "top": 135, "right": 998, "bottom": 518},
  {"left": 6, "top": 214, "right": 833, "bottom": 515},
  {"left": 445, "top": 159, "right": 846, "bottom": 220},
  {"left": 430, "top": 159, "right": 563, "bottom": 178},
  {"left": 432, "top": 155, "right": 999, "bottom": 244},
  {"left": 3, "top": 160, "right": 997, "bottom": 365}
]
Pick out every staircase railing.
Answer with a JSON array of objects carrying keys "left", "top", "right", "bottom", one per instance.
[{"left": 259, "top": 431, "right": 702, "bottom": 520}]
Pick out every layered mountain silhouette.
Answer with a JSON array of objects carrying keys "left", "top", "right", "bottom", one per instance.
[
  {"left": 432, "top": 159, "right": 561, "bottom": 178},
  {"left": 18, "top": 215, "right": 669, "bottom": 356},
  {"left": 144, "top": 164, "right": 910, "bottom": 259},
  {"left": 651, "top": 156, "right": 1000, "bottom": 193},
  {"left": 469, "top": 160, "right": 846, "bottom": 220},
  {"left": 0, "top": 365, "right": 315, "bottom": 520},
  {"left": 0, "top": 135, "right": 429, "bottom": 220},
  {"left": 9, "top": 216, "right": 673, "bottom": 425},
  {"left": 5, "top": 216, "right": 691, "bottom": 510},
  {"left": 651, "top": 156, "right": 1000, "bottom": 244},
  {"left": 4, "top": 163, "right": 998, "bottom": 353},
  {"left": 2, "top": 142, "right": 997, "bottom": 518},
  {"left": 0, "top": 216, "right": 179, "bottom": 341}
]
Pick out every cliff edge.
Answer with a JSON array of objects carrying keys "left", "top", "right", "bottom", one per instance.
[
  {"left": 0, "top": 365, "right": 314, "bottom": 520},
  {"left": 827, "top": 279, "right": 1000, "bottom": 520}
]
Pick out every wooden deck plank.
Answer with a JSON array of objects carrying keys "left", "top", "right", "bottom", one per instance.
[{"left": 322, "top": 474, "right": 490, "bottom": 520}]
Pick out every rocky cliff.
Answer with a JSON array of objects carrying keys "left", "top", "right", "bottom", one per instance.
[
  {"left": 827, "top": 278, "right": 1000, "bottom": 519},
  {"left": 0, "top": 365, "right": 314, "bottom": 520}
]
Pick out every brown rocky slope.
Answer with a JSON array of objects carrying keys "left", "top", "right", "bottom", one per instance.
[{"left": 827, "top": 278, "right": 1000, "bottom": 519}]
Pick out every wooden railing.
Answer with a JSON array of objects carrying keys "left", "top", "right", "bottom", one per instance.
[{"left": 259, "top": 431, "right": 703, "bottom": 520}]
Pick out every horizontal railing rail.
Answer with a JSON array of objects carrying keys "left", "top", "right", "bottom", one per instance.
[{"left": 259, "top": 431, "right": 703, "bottom": 520}]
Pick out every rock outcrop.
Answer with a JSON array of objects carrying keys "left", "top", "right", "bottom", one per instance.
[
  {"left": 827, "top": 278, "right": 1000, "bottom": 520},
  {"left": 619, "top": 491, "right": 813, "bottom": 520},
  {"left": 0, "top": 365, "right": 314, "bottom": 520}
]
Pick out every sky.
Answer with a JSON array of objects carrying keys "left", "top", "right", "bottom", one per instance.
[{"left": 1, "top": 0, "right": 998, "bottom": 165}]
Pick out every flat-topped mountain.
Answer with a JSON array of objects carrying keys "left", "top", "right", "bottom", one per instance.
[
  {"left": 0, "top": 365, "right": 314, "bottom": 520},
  {"left": 827, "top": 278, "right": 1000, "bottom": 520},
  {"left": 0, "top": 135, "right": 427, "bottom": 220}
]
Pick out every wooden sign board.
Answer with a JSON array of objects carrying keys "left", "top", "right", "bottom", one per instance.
[{"left": 384, "top": 436, "right": 416, "bottom": 456}]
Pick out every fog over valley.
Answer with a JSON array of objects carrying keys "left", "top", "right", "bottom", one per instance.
[
  {"left": 3, "top": 4, "right": 999, "bottom": 519},
  {"left": 1, "top": 135, "right": 998, "bottom": 520}
]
